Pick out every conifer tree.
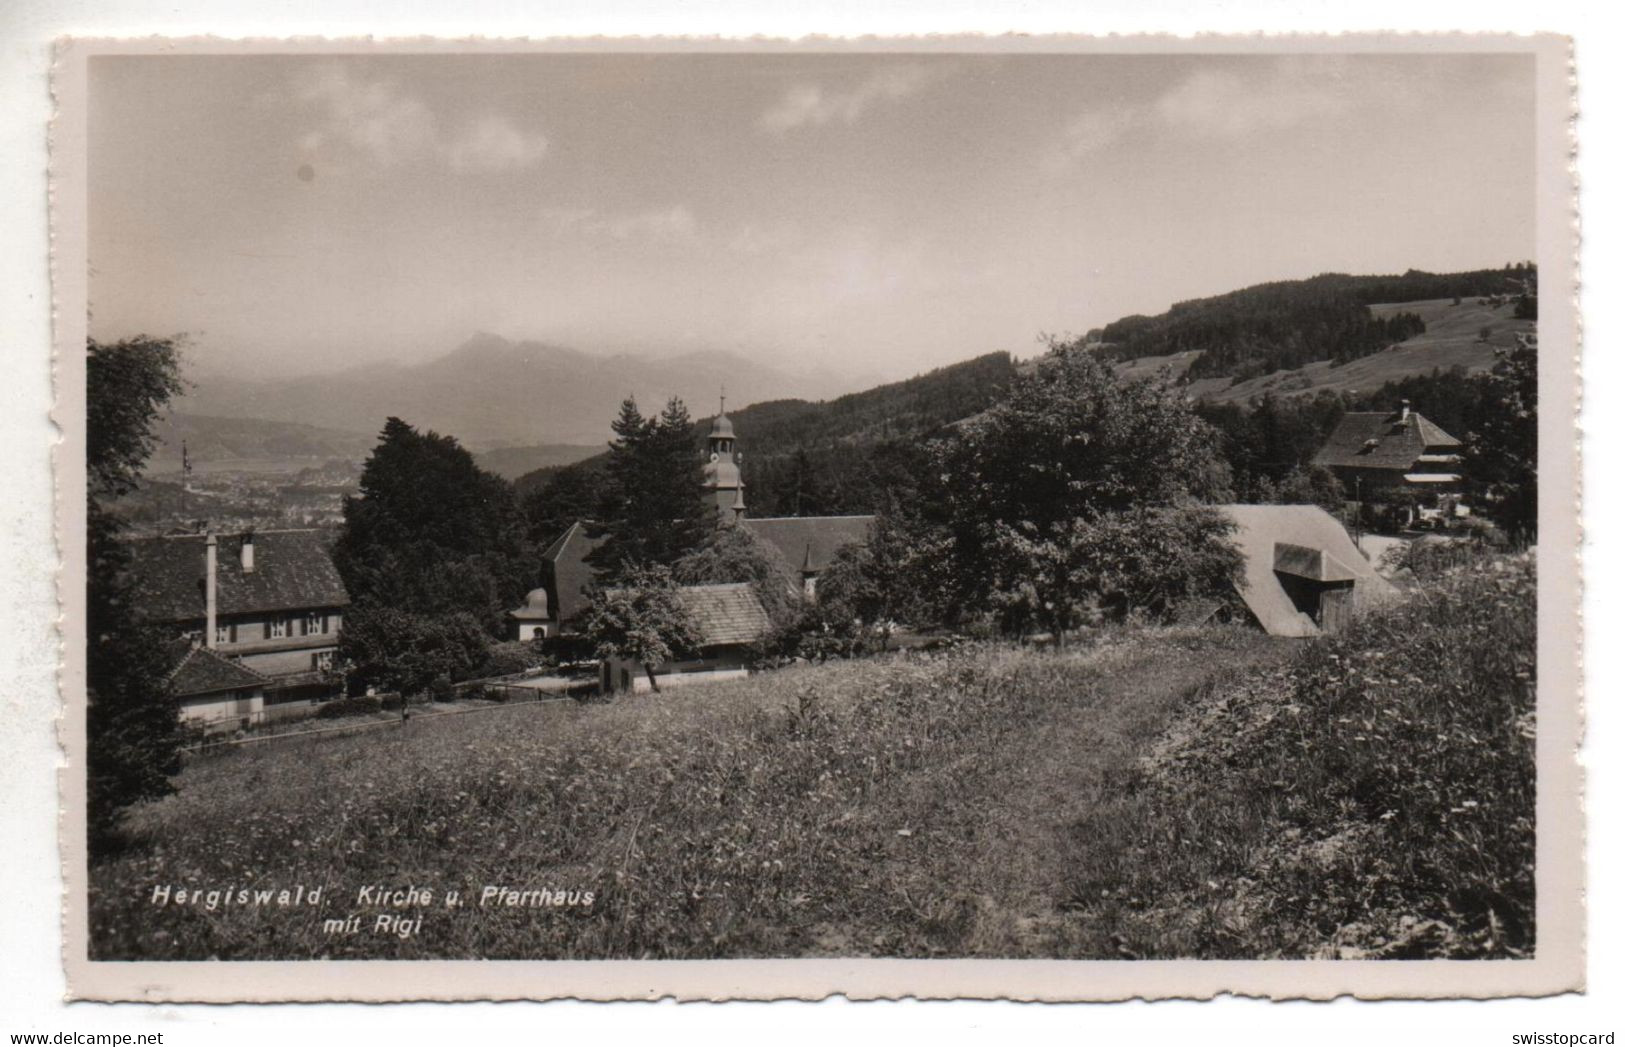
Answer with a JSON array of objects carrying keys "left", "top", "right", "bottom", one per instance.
[
  {"left": 588, "top": 396, "right": 708, "bottom": 574},
  {"left": 85, "top": 336, "right": 186, "bottom": 853}
]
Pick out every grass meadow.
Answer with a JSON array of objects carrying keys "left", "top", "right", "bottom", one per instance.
[{"left": 89, "top": 555, "right": 1534, "bottom": 960}]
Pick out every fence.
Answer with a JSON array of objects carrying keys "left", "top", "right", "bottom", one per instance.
[{"left": 180, "top": 679, "right": 590, "bottom": 756}]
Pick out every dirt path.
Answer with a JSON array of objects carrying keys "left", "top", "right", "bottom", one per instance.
[{"left": 851, "top": 630, "right": 1300, "bottom": 957}]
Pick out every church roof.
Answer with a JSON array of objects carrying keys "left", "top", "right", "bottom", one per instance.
[
  {"left": 1313, "top": 408, "right": 1462, "bottom": 472},
  {"left": 709, "top": 413, "right": 736, "bottom": 439},
  {"left": 125, "top": 530, "right": 350, "bottom": 624},
  {"left": 742, "top": 516, "right": 874, "bottom": 575},
  {"left": 541, "top": 521, "right": 602, "bottom": 623}
]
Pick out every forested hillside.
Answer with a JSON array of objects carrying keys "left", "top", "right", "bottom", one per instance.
[
  {"left": 515, "top": 352, "right": 1017, "bottom": 520},
  {"left": 1094, "top": 265, "right": 1535, "bottom": 382}
]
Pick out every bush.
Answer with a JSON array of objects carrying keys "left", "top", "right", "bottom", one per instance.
[
  {"left": 474, "top": 640, "right": 551, "bottom": 680},
  {"left": 314, "top": 696, "right": 382, "bottom": 720}
]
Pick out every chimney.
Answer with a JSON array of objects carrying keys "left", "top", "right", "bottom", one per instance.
[
  {"left": 1398, "top": 399, "right": 1412, "bottom": 423},
  {"left": 240, "top": 531, "right": 255, "bottom": 574},
  {"left": 204, "top": 532, "right": 218, "bottom": 648}
]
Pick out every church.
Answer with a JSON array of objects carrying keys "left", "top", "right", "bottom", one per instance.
[{"left": 524, "top": 405, "right": 876, "bottom": 636}]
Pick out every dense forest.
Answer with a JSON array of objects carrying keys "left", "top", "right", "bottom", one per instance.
[{"left": 1093, "top": 264, "right": 1536, "bottom": 381}]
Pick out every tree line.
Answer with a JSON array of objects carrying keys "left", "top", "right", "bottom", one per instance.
[{"left": 1092, "top": 265, "right": 1536, "bottom": 382}]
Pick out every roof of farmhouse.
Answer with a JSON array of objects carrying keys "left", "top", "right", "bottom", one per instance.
[
  {"left": 1312, "top": 407, "right": 1462, "bottom": 472},
  {"left": 125, "top": 529, "right": 351, "bottom": 623}
]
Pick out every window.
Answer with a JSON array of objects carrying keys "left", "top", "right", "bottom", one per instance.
[
  {"left": 215, "top": 622, "right": 236, "bottom": 644},
  {"left": 312, "top": 650, "right": 335, "bottom": 671},
  {"left": 268, "top": 618, "right": 288, "bottom": 639},
  {"left": 305, "top": 611, "right": 326, "bottom": 635}
]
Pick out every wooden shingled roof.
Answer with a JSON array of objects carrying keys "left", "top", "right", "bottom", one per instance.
[
  {"left": 125, "top": 530, "right": 350, "bottom": 623},
  {"left": 674, "top": 583, "right": 773, "bottom": 647},
  {"left": 1312, "top": 409, "right": 1462, "bottom": 472}
]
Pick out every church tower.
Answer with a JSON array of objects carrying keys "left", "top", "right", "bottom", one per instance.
[{"left": 701, "top": 395, "right": 746, "bottom": 524}]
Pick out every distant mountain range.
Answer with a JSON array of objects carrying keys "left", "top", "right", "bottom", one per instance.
[{"left": 174, "top": 333, "right": 862, "bottom": 448}]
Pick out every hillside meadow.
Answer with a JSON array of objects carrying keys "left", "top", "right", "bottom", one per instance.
[
  {"left": 1115, "top": 298, "right": 1533, "bottom": 406},
  {"left": 90, "top": 556, "right": 1534, "bottom": 960}
]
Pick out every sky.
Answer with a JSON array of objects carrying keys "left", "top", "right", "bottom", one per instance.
[{"left": 87, "top": 51, "right": 1536, "bottom": 385}]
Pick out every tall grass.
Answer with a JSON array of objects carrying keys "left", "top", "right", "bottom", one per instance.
[
  {"left": 1059, "top": 553, "right": 1536, "bottom": 958},
  {"left": 91, "top": 628, "right": 1277, "bottom": 959},
  {"left": 90, "top": 558, "right": 1534, "bottom": 960}
]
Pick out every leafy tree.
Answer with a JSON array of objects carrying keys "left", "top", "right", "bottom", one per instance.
[
  {"left": 1264, "top": 464, "right": 1345, "bottom": 512},
  {"left": 587, "top": 397, "right": 710, "bottom": 575},
  {"left": 521, "top": 462, "right": 600, "bottom": 546},
  {"left": 1466, "top": 345, "right": 1539, "bottom": 543},
  {"left": 936, "top": 340, "right": 1230, "bottom": 617},
  {"left": 334, "top": 417, "right": 532, "bottom": 630},
  {"left": 334, "top": 418, "right": 534, "bottom": 694},
  {"left": 672, "top": 523, "right": 803, "bottom": 631},
  {"left": 85, "top": 336, "right": 186, "bottom": 852},
  {"left": 337, "top": 606, "right": 490, "bottom": 697},
  {"left": 990, "top": 508, "right": 1242, "bottom": 646},
  {"left": 578, "top": 564, "right": 702, "bottom": 692},
  {"left": 811, "top": 513, "right": 928, "bottom": 651}
]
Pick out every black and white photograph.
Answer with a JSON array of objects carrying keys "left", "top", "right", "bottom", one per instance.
[{"left": 49, "top": 35, "right": 1580, "bottom": 1001}]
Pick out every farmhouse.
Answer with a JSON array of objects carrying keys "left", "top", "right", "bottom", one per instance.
[
  {"left": 164, "top": 638, "right": 270, "bottom": 732},
  {"left": 1219, "top": 504, "right": 1398, "bottom": 637},
  {"left": 125, "top": 529, "right": 350, "bottom": 720},
  {"left": 540, "top": 408, "right": 875, "bottom": 629},
  {"left": 1312, "top": 400, "right": 1464, "bottom": 499},
  {"left": 598, "top": 582, "right": 773, "bottom": 693}
]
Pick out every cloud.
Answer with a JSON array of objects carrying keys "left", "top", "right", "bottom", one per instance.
[
  {"left": 1153, "top": 64, "right": 1350, "bottom": 138},
  {"left": 296, "top": 65, "right": 547, "bottom": 172},
  {"left": 446, "top": 114, "right": 550, "bottom": 172},
  {"left": 1045, "top": 110, "right": 1138, "bottom": 170},
  {"left": 759, "top": 64, "right": 937, "bottom": 133},
  {"left": 725, "top": 220, "right": 803, "bottom": 257},
  {"left": 540, "top": 205, "right": 698, "bottom": 242},
  {"left": 1046, "top": 58, "right": 1380, "bottom": 171}
]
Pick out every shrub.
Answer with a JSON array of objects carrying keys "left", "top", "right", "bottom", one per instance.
[
  {"left": 314, "top": 696, "right": 382, "bottom": 720},
  {"left": 475, "top": 640, "right": 551, "bottom": 680}
]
